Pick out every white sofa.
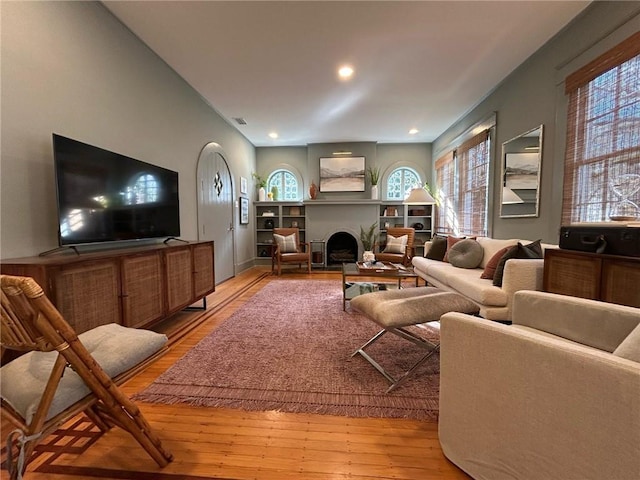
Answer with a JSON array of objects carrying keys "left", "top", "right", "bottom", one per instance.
[
  {"left": 411, "top": 237, "right": 556, "bottom": 321},
  {"left": 438, "top": 291, "right": 640, "bottom": 480}
]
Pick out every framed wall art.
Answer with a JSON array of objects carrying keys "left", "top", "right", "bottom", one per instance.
[
  {"left": 319, "top": 156, "right": 365, "bottom": 192},
  {"left": 239, "top": 197, "right": 249, "bottom": 224}
]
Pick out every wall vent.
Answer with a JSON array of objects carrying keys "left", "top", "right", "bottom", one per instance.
[{"left": 233, "top": 117, "right": 247, "bottom": 125}]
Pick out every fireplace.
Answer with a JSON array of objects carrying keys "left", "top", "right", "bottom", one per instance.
[{"left": 327, "top": 232, "right": 358, "bottom": 265}]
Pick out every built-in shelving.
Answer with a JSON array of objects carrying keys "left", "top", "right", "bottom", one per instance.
[{"left": 255, "top": 201, "right": 306, "bottom": 262}]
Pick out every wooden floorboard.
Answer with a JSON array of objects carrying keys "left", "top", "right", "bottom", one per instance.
[{"left": 1, "top": 266, "right": 470, "bottom": 480}]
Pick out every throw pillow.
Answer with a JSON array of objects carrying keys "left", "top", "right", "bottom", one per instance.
[
  {"left": 384, "top": 234, "right": 408, "bottom": 254},
  {"left": 493, "top": 240, "right": 543, "bottom": 287},
  {"left": 480, "top": 246, "right": 510, "bottom": 280},
  {"left": 443, "top": 236, "right": 466, "bottom": 263},
  {"left": 447, "top": 239, "right": 484, "bottom": 269},
  {"left": 425, "top": 235, "right": 447, "bottom": 261},
  {"left": 274, "top": 233, "right": 298, "bottom": 253}
]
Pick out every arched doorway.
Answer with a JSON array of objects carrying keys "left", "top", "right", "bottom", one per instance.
[{"left": 196, "top": 142, "right": 235, "bottom": 284}]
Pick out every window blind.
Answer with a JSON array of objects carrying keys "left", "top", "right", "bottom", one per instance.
[
  {"left": 562, "top": 32, "right": 640, "bottom": 224},
  {"left": 456, "top": 131, "right": 490, "bottom": 236},
  {"left": 435, "top": 151, "right": 455, "bottom": 234}
]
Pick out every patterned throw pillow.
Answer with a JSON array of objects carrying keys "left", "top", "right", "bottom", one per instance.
[
  {"left": 384, "top": 234, "right": 408, "bottom": 254},
  {"left": 274, "top": 233, "right": 298, "bottom": 253}
]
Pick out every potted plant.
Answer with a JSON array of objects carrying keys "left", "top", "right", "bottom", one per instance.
[
  {"left": 360, "top": 222, "right": 377, "bottom": 262},
  {"left": 252, "top": 172, "right": 267, "bottom": 201},
  {"left": 367, "top": 166, "right": 380, "bottom": 200}
]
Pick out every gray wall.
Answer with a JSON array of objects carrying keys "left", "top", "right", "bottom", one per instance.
[
  {"left": 256, "top": 142, "right": 432, "bottom": 201},
  {"left": 432, "top": 1, "right": 640, "bottom": 244},
  {"left": 1, "top": 1, "right": 256, "bottom": 264}
]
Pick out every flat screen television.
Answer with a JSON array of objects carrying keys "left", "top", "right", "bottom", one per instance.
[{"left": 53, "top": 134, "right": 180, "bottom": 247}]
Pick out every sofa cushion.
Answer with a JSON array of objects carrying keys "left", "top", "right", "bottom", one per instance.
[
  {"left": 493, "top": 240, "right": 543, "bottom": 287},
  {"left": 274, "top": 233, "right": 298, "bottom": 253},
  {"left": 448, "top": 239, "right": 484, "bottom": 269},
  {"left": 384, "top": 234, "right": 408, "bottom": 254},
  {"left": 425, "top": 235, "right": 447, "bottom": 261},
  {"left": 513, "top": 291, "right": 640, "bottom": 352},
  {"left": 448, "top": 274, "right": 509, "bottom": 306},
  {"left": 476, "top": 237, "right": 519, "bottom": 268},
  {"left": 480, "top": 246, "right": 510, "bottom": 280},
  {"left": 613, "top": 324, "right": 640, "bottom": 362},
  {"left": 0, "top": 323, "right": 168, "bottom": 423}
]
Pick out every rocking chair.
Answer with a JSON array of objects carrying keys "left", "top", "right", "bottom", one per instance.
[{"left": 0, "top": 274, "right": 173, "bottom": 479}]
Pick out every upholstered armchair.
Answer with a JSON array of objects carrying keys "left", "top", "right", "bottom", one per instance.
[
  {"left": 374, "top": 227, "right": 415, "bottom": 266},
  {"left": 271, "top": 228, "right": 311, "bottom": 275}
]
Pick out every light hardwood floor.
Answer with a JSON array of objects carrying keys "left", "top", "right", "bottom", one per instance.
[{"left": 1, "top": 267, "right": 470, "bottom": 480}]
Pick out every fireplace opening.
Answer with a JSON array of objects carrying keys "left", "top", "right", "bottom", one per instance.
[{"left": 327, "top": 232, "right": 358, "bottom": 265}]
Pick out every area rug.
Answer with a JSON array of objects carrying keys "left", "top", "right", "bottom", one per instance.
[{"left": 134, "top": 280, "right": 441, "bottom": 421}]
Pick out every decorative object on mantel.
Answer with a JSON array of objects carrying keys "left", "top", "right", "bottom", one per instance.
[
  {"left": 252, "top": 172, "right": 268, "bottom": 202},
  {"left": 404, "top": 184, "right": 437, "bottom": 205},
  {"left": 270, "top": 185, "right": 279, "bottom": 201},
  {"left": 309, "top": 181, "right": 318, "bottom": 199},
  {"left": 367, "top": 166, "right": 381, "bottom": 200}
]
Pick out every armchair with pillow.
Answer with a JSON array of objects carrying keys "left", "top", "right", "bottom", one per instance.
[
  {"left": 374, "top": 227, "right": 415, "bottom": 266},
  {"left": 272, "top": 228, "right": 311, "bottom": 275}
]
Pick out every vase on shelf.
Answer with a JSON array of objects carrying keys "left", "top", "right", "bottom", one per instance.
[
  {"left": 309, "top": 181, "right": 318, "bottom": 200},
  {"left": 371, "top": 185, "right": 379, "bottom": 200},
  {"left": 258, "top": 187, "right": 266, "bottom": 202}
]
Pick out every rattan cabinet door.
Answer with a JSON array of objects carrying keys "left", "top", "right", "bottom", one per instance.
[
  {"left": 53, "top": 260, "right": 121, "bottom": 333},
  {"left": 164, "top": 247, "right": 193, "bottom": 312},
  {"left": 192, "top": 242, "right": 215, "bottom": 298},
  {"left": 121, "top": 252, "right": 165, "bottom": 328}
]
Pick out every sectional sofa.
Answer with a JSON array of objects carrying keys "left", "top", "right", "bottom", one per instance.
[{"left": 411, "top": 236, "right": 557, "bottom": 321}]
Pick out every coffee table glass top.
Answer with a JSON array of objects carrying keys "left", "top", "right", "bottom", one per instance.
[{"left": 341, "top": 262, "right": 418, "bottom": 309}]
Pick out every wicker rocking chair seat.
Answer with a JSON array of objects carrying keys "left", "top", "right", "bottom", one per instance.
[{"left": 1, "top": 323, "right": 167, "bottom": 423}]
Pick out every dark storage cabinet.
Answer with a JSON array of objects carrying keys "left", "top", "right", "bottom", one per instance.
[{"left": 543, "top": 248, "right": 640, "bottom": 308}]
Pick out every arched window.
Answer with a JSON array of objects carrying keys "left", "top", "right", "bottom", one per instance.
[
  {"left": 268, "top": 169, "right": 299, "bottom": 201},
  {"left": 124, "top": 173, "right": 159, "bottom": 205},
  {"left": 386, "top": 167, "right": 422, "bottom": 200}
]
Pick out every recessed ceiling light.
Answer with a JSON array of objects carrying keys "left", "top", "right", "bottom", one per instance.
[
  {"left": 268, "top": 132, "right": 278, "bottom": 139},
  {"left": 338, "top": 65, "right": 354, "bottom": 80},
  {"left": 409, "top": 128, "right": 419, "bottom": 135}
]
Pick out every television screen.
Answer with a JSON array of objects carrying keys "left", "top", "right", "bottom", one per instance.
[{"left": 53, "top": 134, "right": 180, "bottom": 246}]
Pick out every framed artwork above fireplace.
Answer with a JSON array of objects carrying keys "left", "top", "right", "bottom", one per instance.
[{"left": 319, "top": 156, "right": 365, "bottom": 192}]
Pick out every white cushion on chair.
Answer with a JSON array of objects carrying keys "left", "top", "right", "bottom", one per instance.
[
  {"left": 383, "top": 234, "right": 408, "bottom": 254},
  {"left": 0, "top": 323, "right": 167, "bottom": 423},
  {"left": 274, "top": 233, "right": 298, "bottom": 253}
]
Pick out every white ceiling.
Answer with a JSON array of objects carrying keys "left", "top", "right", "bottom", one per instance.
[{"left": 103, "top": 1, "right": 590, "bottom": 147}]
